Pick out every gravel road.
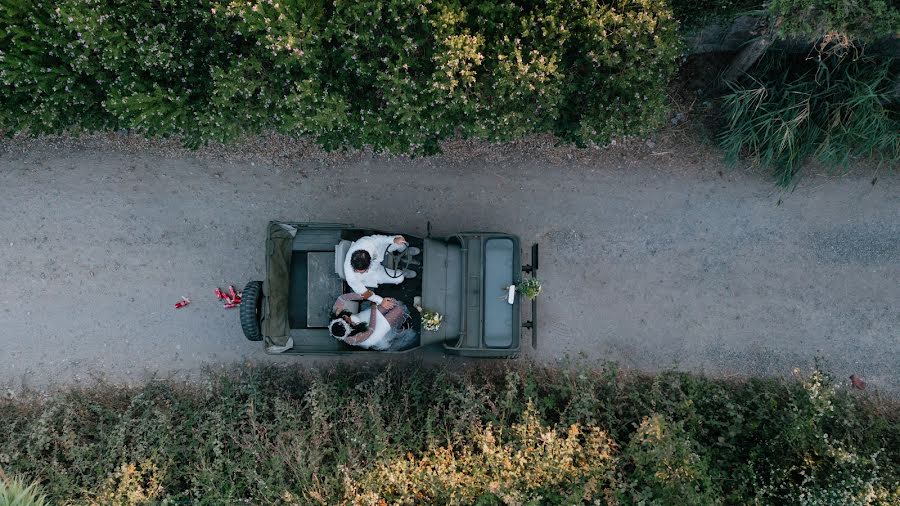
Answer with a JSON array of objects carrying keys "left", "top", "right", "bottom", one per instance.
[{"left": 1, "top": 136, "right": 898, "bottom": 393}]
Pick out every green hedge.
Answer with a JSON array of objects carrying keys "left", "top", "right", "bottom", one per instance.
[
  {"left": 1, "top": 364, "right": 898, "bottom": 504},
  {"left": 0, "top": 0, "right": 681, "bottom": 152}
]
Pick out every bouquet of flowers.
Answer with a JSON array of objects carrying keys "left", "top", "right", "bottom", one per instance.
[
  {"left": 415, "top": 302, "right": 444, "bottom": 331},
  {"left": 518, "top": 278, "right": 542, "bottom": 300},
  {"left": 422, "top": 310, "right": 444, "bottom": 331}
]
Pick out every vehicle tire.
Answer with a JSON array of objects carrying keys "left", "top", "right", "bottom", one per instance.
[{"left": 240, "top": 281, "right": 263, "bottom": 341}]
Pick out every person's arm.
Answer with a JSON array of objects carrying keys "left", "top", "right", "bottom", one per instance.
[
  {"left": 369, "top": 234, "right": 406, "bottom": 255},
  {"left": 363, "top": 290, "right": 383, "bottom": 306},
  {"left": 344, "top": 307, "right": 379, "bottom": 345},
  {"left": 346, "top": 272, "right": 384, "bottom": 305}
]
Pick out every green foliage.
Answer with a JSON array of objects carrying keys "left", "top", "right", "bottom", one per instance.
[
  {"left": 0, "top": 474, "right": 47, "bottom": 506},
  {"left": 0, "top": 0, "right": 112, "bottom": 134},
  {"left": 668, "top": 0, "right": 763, "bottom": 32},
  {"left": 0, "top": 364, "right": 897, "bottom": 505},
  {"left": 347, "top": 401, "right": 620, "bottom": 504},
  {"left": 720, "top": 51, "right": 899, "bottom": 186},
  {"left": 623, "top": 414, "right": 720, "bottom": 504},
  {"left": 768, "top": 0, "right": 900, "bottom": 43},
  {"left": 666, "top": 0, "right": 899, "bottom": 42},
  {"left": 0, "top": 0, "right": 681, "bottom": 153},
  {"left": 518, "top": 277, "right": 542, "bottom": 299},
  {"left": 557, "top": 0, "right": 682, "bottom": 145}
]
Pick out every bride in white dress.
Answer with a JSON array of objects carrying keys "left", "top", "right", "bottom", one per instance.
[{"left": 328, "top": 293, "right": 417, "bottom": 351}]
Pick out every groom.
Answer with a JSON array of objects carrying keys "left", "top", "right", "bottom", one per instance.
[{"left": 343, "top": 234, "right": 420, "bottom": 307}]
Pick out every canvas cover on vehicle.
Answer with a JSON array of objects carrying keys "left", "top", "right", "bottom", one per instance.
[{"left": 262, "top": 221, "right": 296, "bottom": 350}]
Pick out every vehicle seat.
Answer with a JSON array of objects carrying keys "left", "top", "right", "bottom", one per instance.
[{"left": 334, "top": 240, "right": 352, "bottom": 279}]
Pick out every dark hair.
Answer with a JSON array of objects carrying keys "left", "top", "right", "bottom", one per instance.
[
  {"left": 329, "top": 311, "right": 368, "bottom": 338},
  {"left": 350, "top": 250, "right": 371, "bottom": 271},
  {"left": 330, "top": 321, "right": 348, "bottom": 338}
]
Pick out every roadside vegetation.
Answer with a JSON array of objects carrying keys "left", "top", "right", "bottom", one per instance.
[
  {"left": 714, "top": 0, "right": 900, "bottom": 186},
  {"left": 0, "top": 0, "right": 897, "bottom": 185},
  {"left": 669, "top": 0, "right": 762, "bottom": 32},
  {"left": 1, "top": 363, "right": 898, "bottom": 505},
  {"left": 720, "top": 51, "right": 899, "bottom": 186},
  {"left": 0, "top": 0, "right": 680, "bottom": 153}
]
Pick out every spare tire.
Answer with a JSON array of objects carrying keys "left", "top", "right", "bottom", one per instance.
[{"left": 240, "top": 281, "right": 263, "bottom": 341}]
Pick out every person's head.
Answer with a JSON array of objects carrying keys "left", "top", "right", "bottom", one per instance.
[
  {"left": 329, "top": 312, "right": 368, "bottom": 340},
  {"left": 330, "top": 319, "right": 350, "bottom": 339},
  {"left": 351, "top": 250, "right": 371, "bottom": 273}
]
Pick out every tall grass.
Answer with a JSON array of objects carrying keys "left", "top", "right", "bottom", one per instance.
[
  {"left": 0, "top": 363, "right": 898, "bottom": 505},
  {"left": 720, "top": 50, "right": 899, "bottom": 186},
  {"left": 0, "top": 471, "right": 47, "bottom": 506}
]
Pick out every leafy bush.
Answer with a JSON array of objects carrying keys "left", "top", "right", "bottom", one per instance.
[
  {"left": 719, "top": 51, "right": 899, "bottom": 186},
  {"left": 768, "top": 0, "right": 900, "bottom": 43},
  {"left": 0, "top": 0, "right": 113, "bottom": 134},
  {"left": 0, "top": 363, "right": 897, "bottom": 505},
  {"left": 748, "top": 369, "right": 900, "bottom": 505},
  {"left": 667, "top": 0, "right": 899, "bottom": 42},
  {"left": 347, "top": 401, "right": 618, "bottom": 504},
  {"left": 668, "top": 0, "right": 763, "bottom": 32},
  {"left": 0, "top": 0, "right": 681, "bottom": 153},
  {"left": 623, "top": 414, "right": 720, "bottom": 504},
  {"left": 556, "top": 0, "right": 682, "bottom": 145}
]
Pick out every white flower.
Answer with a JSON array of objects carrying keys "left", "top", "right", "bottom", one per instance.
[{"left": 416, "top": 305, "right": 443, "bottom": 331}]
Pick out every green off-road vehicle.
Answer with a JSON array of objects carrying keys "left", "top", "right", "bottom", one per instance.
[{"left": 240, "top": 221, "right": 538, "bottom": 357}]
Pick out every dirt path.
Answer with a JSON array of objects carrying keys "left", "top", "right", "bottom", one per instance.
[{"left": 1, "top": 135, "right": 897, "bottom": 393}]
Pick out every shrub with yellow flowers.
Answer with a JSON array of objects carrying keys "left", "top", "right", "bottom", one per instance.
[
  {"left": 345, "top": 401, "right": 619, "bottom": 505},
  {"left": 1, "top": 0, "right": 681, "bottom": 152}
]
